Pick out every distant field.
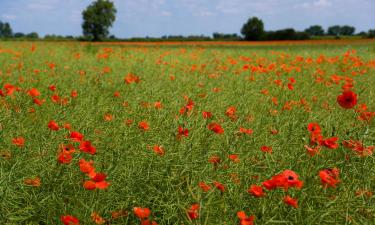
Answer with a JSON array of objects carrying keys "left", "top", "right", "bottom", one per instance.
[{"left": 0, "top": 41, "right": 374, "bottom": 224}]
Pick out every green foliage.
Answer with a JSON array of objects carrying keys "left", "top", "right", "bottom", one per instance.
[
  {"left": 328, "top": 25, "right": 341, "bottom": 36},
  {"left": 340, "top": 25, "right": 355, "bottom": 36},
  {"left": 82, "top": 0, "right": 117, "bottom": 41},
  {"left": 241, "top": 17, "right": 265, "bottom": 40},
  {"left": 0, "top": 21, "right": 13, "bottom": 38},
  {"left": 265, "top": 28, "right": 310, "bottom": 40},
  {"left": 305, "top": 25, "right": 325, "bottom": 36}
]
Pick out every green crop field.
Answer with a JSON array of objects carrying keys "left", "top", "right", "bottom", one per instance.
[{"left": 0, "top": 41, "right": 374, "bottom": 225}]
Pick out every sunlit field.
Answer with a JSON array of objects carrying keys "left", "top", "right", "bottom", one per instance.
[{"left": 0, "top": 41, "right": 375, "bottom": 225}]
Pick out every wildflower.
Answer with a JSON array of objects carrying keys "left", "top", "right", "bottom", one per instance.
[
  {"left": 228, "top": 154, "right": 240, "bottom": 163},
  {"left": 207, "top": 122, "right": 224, "bottom": 134},
  {"left": 320, "top": 137, "right": 339, "bottom": 149},
  {"left": 91, "top": 212, "right": 105, "bottom": 225},
  {"left": 48, "top": 120, "right": 59, "bottom": 131},
  {"left": 71, "top": 90, "right": 78, "bottom": 98},
  {"left": 337, "top": 90, "right": 357, "bottom": 109},
  {"left": 27, "top": 88, "right": 40, "bottom": 97},
  {"left": 262, "top": 170, "right": 303, "bottom": 191},
  {"left": 60, "top": 215, "right": 80, "bottom": 225},
  {"left": 133, "top": 207, "right": 151, "bottom": 219},
  {"left": 198, "top": 181, "right": 212, "bottom": 192},
  {"left": 202, "top": 111, "right": 212, "bottom": 119},
  {"left": 187, "top": 204, "right": 199, "bottom": 220},
  {"left": 24, "top": 177, "right": 41, "bottom": 187},
  {"left": 283, "top": 195, "right": 298, "bottom": 208},
  {"left": 138, "top": 121, "right": 149, "bottom": 131},
  {"left": 260, "top": 146, "right": 272, "bottom": 154},
  {"left": 225, "top": 106, "right": 237, "bottom": 120},
  {"left": 79, "top": 141, "right": 96, "bottom": 155},
  {"left": 239, "top": 127, "right": 253, "bottom": 135},
  {"left": 237, "top": 211, "right": 255, "bottom": 225},
  {"left": 70, "top": 131, "right": 84, "bottom": 142},
  {"left": 152, "top": 145, "right": 165, "bottom": 156},
  {"left": 12, "top": 137, "right": 25, "bottom": 147},
  {"left": 319, "top": 168, "right": 340, "bottom": 188},
  {"left": 248, "top": 185, "right": 265, "bottom": 197},
  {"left": 177, "top": 126, "right": 189, "bottom": 138},
  {"left": 213, "top": 181, "right": 226, "bottom": 193}
]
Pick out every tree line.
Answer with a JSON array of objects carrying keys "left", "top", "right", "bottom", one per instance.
[{"left": 1, "top": 0, "right": 374, "bottom": 41}]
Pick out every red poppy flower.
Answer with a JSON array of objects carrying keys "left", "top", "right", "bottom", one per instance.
[
  {"left": 152, "top": 145, "right": 165, "bottom": 156},
  {"left": 33, "top": 98, "right": 45, "bottom": 106},
  {"left": 320, "top": 137, "right": 339, "bottom": 149},
  {"left": 239, "top": 127, "right": 253, "bottom": 135},
  {"left": 79, "top": 141, "right": 96, "bottom": 155},
  {"left": 213, "top": 181, "right": 225, "bottom": 193},
  {"left": 48, "top": 120, "right": 59, "bottom": 131},
  {"left": 177, "top": 126, "right": 189, "bottom": 138},
  {"left": 225, "top": 106, "right": 237, "bottom": 120},
  {"left": 198, "top": 181, "right": 212, "bottom": 192},
  {"left": 70, "top": 131, "right": 84, "bottom": 142},
  {"left": 228, "top": 154, "right": 240, "bottom": 163},
  {"left": 307, "top": 122, "right": 321, "bottom": 134},
  {"left": 260, "top": 146, "right": 272, "bottom": 153},
  {"left": 71, "top": 90, "right": 78, "bottom": 98},
  {"left": 12, "top": 137, "right": 25, "bottom": 147},
  {"left": 133, "top": 207, "right": 151, "bottom": 219},
  {"left": 79, "top": 159, "right": 95, "bottom": 176},
  {"left": 140, "top": 220, "right": 158, "bottom": 225},
  {"left": 187, "top": 204, "right": 199, "bottom": 220},
  {"left": 48, "top": 85, "right": 56, "bottom": 91},
  {"left": 207, "top": 122, "right": 224, "bottom": 134},
  {"left": 208, "top": 155, "right": 221, "bottom": 165},
  {"left": 202, "top": 111, "right": 212, "bottom": 119},
  {"left": 61, "top": 215, "right": 80, "bottom": 225},
  {"left": 319, "top": 168, "right": 340, "bottom": 188},
  {"left": 337, "top": 90, "right": 357, "bottom": 109},
  {"left": 83, "top": 180, "right": 97, "bottom": 190},
  {"left": 154, "top": 101, "right": 162, "bottom": 109},
  {"left": 27, "top": 88, "right": 40, "bottom": 97},
  {"left": 58, "top": 151, "right": 73, "bottom": 164},
  {"left": 237, "top": 211, "right": 255, "bottom": 225},
  {"left": 283, "top": 195, "right": 298, "bottom": 208},
  {"left": 262, "top": 170, "right": 303, "bottom": 191},
  {"left": 138, "top": 121, "right": 149, "bottom": 131},
  {"left": 248, "top": 185, "right": 265, "bottom": 197}
]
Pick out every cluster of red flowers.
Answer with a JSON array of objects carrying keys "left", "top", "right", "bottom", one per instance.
[{"left": 305, "top": 122, "right": 339, "bottom": 156}]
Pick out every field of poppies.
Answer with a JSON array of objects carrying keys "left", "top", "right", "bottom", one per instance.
[{"left": 0, "top": 41, "right": 374, "bottom": 225}]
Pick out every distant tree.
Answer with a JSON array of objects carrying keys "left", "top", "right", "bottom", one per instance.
[
  {"left": 0, "top": 21, "right": 13, "bottom": 37},
  {"left": 368, "top": 29, "right": 375, "bottom": 38},
  {"left": 340, "top": 25, "right": 355, "bottom": 35},
  {"left": 82, "top": 0, "right": 117, "bottom": 41},
  {"left": 304, "top": 25, "right": 325, "bottom": 36},
  {"left": 13, "top": 32, "right": 25, "bottom": 38},
  {"left": 327, "top": 25, "right": 341, "bottom": 36},
  {"left": 241, "top": 17, "right": 265, "bottom": 40},
  {"left": 265, "top": 28, "right": 310, "bottom": 40},
  {"left": 27, "top": 32, "right": 39, "bottom": 39}
]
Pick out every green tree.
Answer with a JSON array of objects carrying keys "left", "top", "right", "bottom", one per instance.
[
  {"left": 82, "top": 0, "right": 117, "bottom": 41},
  {"left": 241, "top": 17, "right": 265, "bottom": 41},
  {"left": 0, "top": 21, "right": 13, "bottom": 38},
  {"left": 304, "top": 25, "right": 324, "bottom": 36},
  {"left": 26, "top": 32, "right": 39, "bottom": 39},
  {"left": 327, "top": 25, "right": 341, "bottom": 36},
  {"left": 340, "top": 25, "right": 355, "bottom": 35}
]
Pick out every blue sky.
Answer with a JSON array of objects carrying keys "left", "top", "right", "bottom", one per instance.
[{"left": 0, "top": 0, "right": 374, "bottom": 37}]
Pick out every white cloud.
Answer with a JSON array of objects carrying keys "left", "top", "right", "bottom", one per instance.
[
  {"left": 161, "top": 11, "right": 172, "bottom": 16},
  {"left": 2, "top": 14, "right": 17, "bottom": 20}
]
